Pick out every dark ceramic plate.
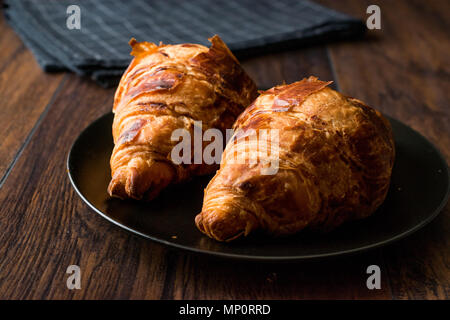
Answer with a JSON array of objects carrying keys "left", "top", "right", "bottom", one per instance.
[{"left": 67, "top": 112, "right": 449, "bottom": 261}]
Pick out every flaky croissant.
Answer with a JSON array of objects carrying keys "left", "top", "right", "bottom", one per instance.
[
  {"left": 196, "top": 77, "right": 395, "bottom": 241},
  {"left": 108, "top": 36, "right": 257, "bottom": 200}
]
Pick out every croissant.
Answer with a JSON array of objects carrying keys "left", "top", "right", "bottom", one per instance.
[
  {"left": 196, "top": 77, "right": 395, "bottom": 241},
  {"left": 108, "top": 36, "right": 257, "bottom": 200}
]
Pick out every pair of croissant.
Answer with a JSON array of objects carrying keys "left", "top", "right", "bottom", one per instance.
[{"left": 108, "top": 36, "right": 395, "bottom": 242}]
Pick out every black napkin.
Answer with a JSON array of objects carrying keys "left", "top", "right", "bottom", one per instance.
[{"left": 3, "top": 0, "right": 365, "bottom": 87}]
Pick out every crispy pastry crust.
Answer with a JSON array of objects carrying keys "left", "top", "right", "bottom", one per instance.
[
  {"left": 196, "top": 77, "right": 395, "bottom": 241},
  {"left": 108, "top": 36, "right": 257, "bottom": 200}
]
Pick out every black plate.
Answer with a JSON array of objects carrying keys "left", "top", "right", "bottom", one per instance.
[{"left": 67, "top": 112, "right": 449, "bottom": 261}]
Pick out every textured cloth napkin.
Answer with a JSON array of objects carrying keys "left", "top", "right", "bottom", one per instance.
[{"left": 3, "top": 0, "right": 365, "bottom": 87}]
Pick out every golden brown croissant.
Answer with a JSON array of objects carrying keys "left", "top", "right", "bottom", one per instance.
[
  {"left": 108, "top": 36, "right": 257, "bottom": 200},
  {"left": 196, "top": 77, "right": 395, "bottom": 241}
]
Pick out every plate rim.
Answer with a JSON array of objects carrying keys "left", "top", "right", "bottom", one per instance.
[{"left": 67, "top": 112, "right": 450, "bottom": 262}]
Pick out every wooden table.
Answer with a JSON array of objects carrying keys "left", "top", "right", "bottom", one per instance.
[{"left": 0, "top": 0, "right": 448, "bottom": 299}]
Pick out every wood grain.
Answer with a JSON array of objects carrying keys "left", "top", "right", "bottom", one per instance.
[
  {"left": 0, "top": 75, "right": 171, "bottom": 299},
  {"left": 164, "top": 250, "right": 391, "bottom": 300},
  {"left": 0, "top": 13, "right": 64, "bottom": 182},
  {"left": 241, "top": 46, "right": 338, "bottom": 91},
  {"left": 319, "top": 0, "right": 450, "bottom": 299}
]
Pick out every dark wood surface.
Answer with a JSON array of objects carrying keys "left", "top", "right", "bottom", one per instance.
[{"left": 0, "top": 0, "right": 448, "bottom": 299}]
